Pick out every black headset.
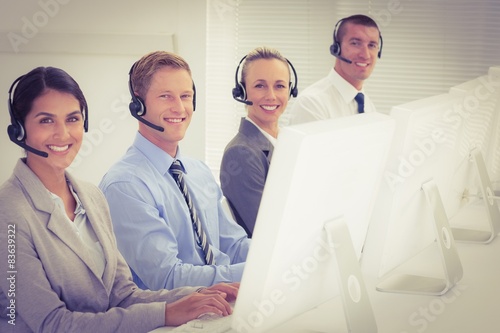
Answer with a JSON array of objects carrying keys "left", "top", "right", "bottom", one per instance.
[
  {"left": 232, "top": 55, "right": 298, "bottom": 105},
  {"left": 8, "top": 75, "right": 30, "bottom": 144},
  {"left": 330, "top": 16, "right": 383, "bottom": 61},
  {"left": 128, "top": 62, "right": 197, "bottom": 132},
  {"left": 7, "top": 74, "right": 89, "bottom": 157}
]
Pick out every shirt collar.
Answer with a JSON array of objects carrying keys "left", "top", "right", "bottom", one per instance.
[
  {"left": 245, "top": 116, "right": 278, "bottom": 146},
  {"left": 329, "top": 68, "right": 365, "bottom": 104},
  {"left": 48, "top": 179, "right": 86, "bottom": 218},
  {"left": 133, "top": 132, "right": 186, "bottom": 175},
  {"left": 68, "top": 181, "right": 85, "bottom": 216}
]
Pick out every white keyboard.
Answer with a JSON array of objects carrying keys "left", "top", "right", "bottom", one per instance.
[{"left": 171, "top": 313, "right": 234, "bottom": 333}]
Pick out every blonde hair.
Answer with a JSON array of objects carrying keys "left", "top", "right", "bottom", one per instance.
[{"left": 240, "top": 46, "right": 290, "bottom": 85}]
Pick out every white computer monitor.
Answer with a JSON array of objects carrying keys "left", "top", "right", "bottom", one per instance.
[
  {"left": 488, "top": 67, "right": 500, "bottom": 194},
  {"left": 444, "top": 66, "right": 500, "bottom": 242},
  {"left": 451, "top": 66, "right": 500, "bottom": 192},
  {"left": 376, "top": 93, "right": 465, "bottom": 296},
  {"left": 231, "top": 113, "right": 395, "bottom": 333}
]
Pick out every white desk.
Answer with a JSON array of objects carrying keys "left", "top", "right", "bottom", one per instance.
[
  {"left": 270, "top": 237, "right": 500, "bottom": 333},
  {"left": 152, "top": 236, "right": 500, "bottom": 333},
  {"left": 366, "top": 238, "right": 500, "bottom": 333}
]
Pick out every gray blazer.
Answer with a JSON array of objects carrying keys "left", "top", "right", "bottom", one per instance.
[
  {"left": 0, "top": 159, "right": 197, "bottom": 333},
  {"left": 220, "top": 118, "right": 274, "bottom": 237}
]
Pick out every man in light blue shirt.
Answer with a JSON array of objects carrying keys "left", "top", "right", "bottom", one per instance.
[{"left": 100, "top": 51, "right": 250, "bottom": 290}]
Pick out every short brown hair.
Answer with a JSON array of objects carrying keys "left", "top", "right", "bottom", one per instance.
[
  {"left": 131, "top": 51, "right": 192, "bottom": 99},
  {"left": 336, "top": 14, "right": 380, "bottom": 44}
]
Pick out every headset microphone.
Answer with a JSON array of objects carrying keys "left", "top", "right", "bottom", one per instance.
[
  {"left": 129, "top": 107, "right": 165, "bottom": 132},
  {"left": 330, "top": 47, "right": 353, "bottom": 64},
  {"left": 7, "top": 125, "right": 49, "bottom": 157},
  {"left": 232, "top": 90, "right": 253, "bottom": 106},
  {"left": 337, "top": 55, "right": 353, "bottom": 64},
  {"left": 235, "top": 98, "right": 253, "bottom": 106}
]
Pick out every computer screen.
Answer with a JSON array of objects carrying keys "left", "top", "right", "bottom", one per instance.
[
  {"left": 232, "top": 113, "right": 394, "bottom": 333},
  {"left": 444, "top": 66, "right": 500, "bottom": 242},
  {"left": 376, "top": 93, "right": 465, "bottom": 295},
  {"left": 473, "top": 67, "right": 500, "bottom": 191}
]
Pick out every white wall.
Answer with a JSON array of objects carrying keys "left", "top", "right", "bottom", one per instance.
[{"left": 0, "top": 0, "right": 207, "bottom": 185}]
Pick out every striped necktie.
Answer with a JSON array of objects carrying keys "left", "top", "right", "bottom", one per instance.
[
  {"left": 355, "top": 92, "right": 365, "bottom": 113},
  {"left": 169, "top": 160, "right": 216, "bottom": 265}
]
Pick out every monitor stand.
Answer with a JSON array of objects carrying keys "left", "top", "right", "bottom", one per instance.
[
  {"left": 451, "top": 148, "right": 500, "bottom": 243},
  {"left": 323, "top": 218, "right": 378, "bottom": 333},
  {"left": 376, "top": 179, "right": 464, "bottom": 295}
]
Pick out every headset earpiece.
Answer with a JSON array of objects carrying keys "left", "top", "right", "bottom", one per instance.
[
  {"left": 290, "top": 83, "right": 298, "bottom": 98},
  {"left": 7, "top": 122, "right": 25, "bottom": 142},
  {"left": 128, "top": 63, "right": 147, "bottom": 117},
  {"left": 192, "top": 82, "right": 197, "bottom": 111},
  {"left": 7, "top": 75, "right": 27, "bottom": 142},
  {"left": 232, "top": 56, "right": 248, "bottom": 102},
  {"left": 287, "top": 59, "right": 299, "bottom": 98},
  {"left": 82, "top": 101, "right": 89, "bottom": 132},
  {"left": 377, "top": 35, "right": 383, "bottom": 58},
  {"left": 330, "top": 42, "right": 341, "bottom": 58},
  {"left": 232, "top": 82, "right": 247, "bottom": 101},
  {"left": 129, "top": 94, "right": 146, "bottom": 117},
  {"left": 330, "top": 18, "right": 345, "bottom": 58}
]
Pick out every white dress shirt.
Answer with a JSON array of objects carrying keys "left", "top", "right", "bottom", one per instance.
[{"left": 289, "top": 68, "right": 376, "bottom": 125}]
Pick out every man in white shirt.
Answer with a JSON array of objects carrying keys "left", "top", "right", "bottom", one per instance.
[{"left": 289, "top": 14, "right": 383, "bottom": 124}]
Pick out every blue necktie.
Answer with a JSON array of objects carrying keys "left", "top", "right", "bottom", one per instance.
[
  {"left": 355, "top": 92, "right": 365, "bottom": 113},
  {"left": 169, "top": 160, "right": 216, "bottom": 265}
]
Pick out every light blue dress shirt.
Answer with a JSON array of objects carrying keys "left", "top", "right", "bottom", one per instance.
[{"left": 99, "top": 132, "right": 250, "bottom": 290}]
